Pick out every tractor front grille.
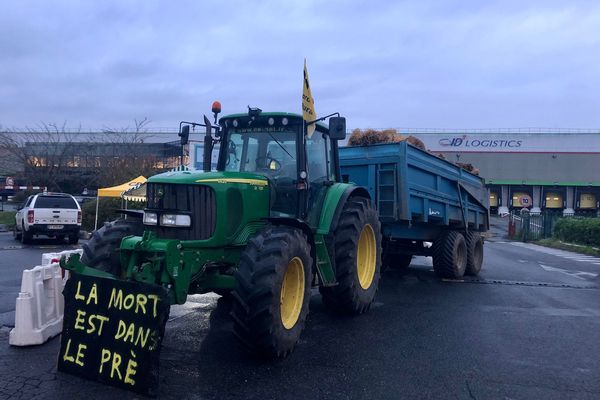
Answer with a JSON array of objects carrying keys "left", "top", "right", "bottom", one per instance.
[{"left": 146, "top": 183, "right": 216, "bottom": 240}]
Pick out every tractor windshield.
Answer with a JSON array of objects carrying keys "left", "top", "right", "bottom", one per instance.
[{"left": 223, "top": 127, "right": 297, "bottom": 179}]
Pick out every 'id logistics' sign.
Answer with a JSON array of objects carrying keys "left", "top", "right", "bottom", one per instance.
[
  {"left": 58, "top": 273, "right": 170, "bottom": 397},
  {"left": 415, "top": 133, "right": 600, "bottom": 153}
]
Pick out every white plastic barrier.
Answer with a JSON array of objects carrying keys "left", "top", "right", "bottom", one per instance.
[
  {"left": 41, "top": 249, "right": 82, "bottom": 283},
  {"left": 9, "top": 249, "right": 83, "bottom": 346}
]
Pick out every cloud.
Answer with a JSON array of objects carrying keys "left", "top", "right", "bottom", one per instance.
[{"left": 1, "top": 0, "right": 599, "bottom": 130}]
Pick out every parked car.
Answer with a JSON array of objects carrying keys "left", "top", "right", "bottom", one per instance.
[{"left": 14, "top": 193, "right": 81, "bottom": 244}]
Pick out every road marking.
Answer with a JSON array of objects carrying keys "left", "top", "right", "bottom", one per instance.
[
  {"left": 511, "top": 242, "right": 600, "bottom": 265},
  {"left": 539, "top": 264, "right": 598, "bottom": 280},
  {"left": 1, "top": 245, "right": 23, "bottom": 250}
]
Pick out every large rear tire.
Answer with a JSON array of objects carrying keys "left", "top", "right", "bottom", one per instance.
[
  {"left": 465, "top": 232, "right": 484, "bottom": 276},
  {"left": 81, "top": 219, "right": 144, "bottom": 276},
  {"left": 320, "top": 197, "right": 382, "bottom": 314},
  {"left": 231, "top": 226, "right": 312, "bottom": 358},
  {"left": 432, "top": 231, "right": 467, "bottom": 279}
]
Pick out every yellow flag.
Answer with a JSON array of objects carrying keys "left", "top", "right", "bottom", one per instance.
[{"left": 302, "top": 59, "right": 317, "bottom": 137}]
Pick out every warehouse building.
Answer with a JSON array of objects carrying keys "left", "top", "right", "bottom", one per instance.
[{"left": 412, "top": 131, "right": 600, "bottom": 216}]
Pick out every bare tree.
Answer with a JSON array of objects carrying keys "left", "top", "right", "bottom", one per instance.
[
  {"left": 95, "top": 118, "right": 165, "bottom": 186},
  {"left": 0, "top": 119, "right": 180, "bottom": 193},
  {"left": 0, "top": 122, "right": 83, "bottom": 192}
]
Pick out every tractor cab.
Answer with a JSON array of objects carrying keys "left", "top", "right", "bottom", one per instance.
[{"left": 215, "top": 109, "right": 346, "bottom": 225}]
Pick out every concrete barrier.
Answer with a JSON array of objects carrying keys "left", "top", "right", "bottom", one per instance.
[{"left": 9, "top": 249, "right": 83, "bottom": 346}]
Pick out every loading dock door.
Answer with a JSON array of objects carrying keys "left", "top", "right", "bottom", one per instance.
[
  {"left": 579, "top": 193, "right": 597, "bottom": 209},
  {"left": 489, "top": 192, "right": 498, "bottom": 207},
  {"left": 545, "top": 192, "right": 563, "bottom": 209},
  {"left": 512, "top": 192, "right": 532, "bottom": 208}
]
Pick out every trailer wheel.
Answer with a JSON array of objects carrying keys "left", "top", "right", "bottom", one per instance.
[
  {"left": 231, "top": 226, "right": 312, "bottom": 358},
  {"left": 465, "top": 232, "right": 484, "bottom": 276},
  {"left": 432, "top": 230, "right": 467, "bottom": 279},
  {"left": 320, "top": 197, "right": 382, "bottom": 314},
  {"left": 81, "top": 219, "right": 144, "bottom": 276}
]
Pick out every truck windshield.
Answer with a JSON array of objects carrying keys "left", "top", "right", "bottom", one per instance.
[{"left": 224, "top": 128, "right": 297, "bottom": 179}]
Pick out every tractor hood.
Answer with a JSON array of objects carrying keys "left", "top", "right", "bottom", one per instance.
[
  {"left": 147, "top": 170, "right": 269, "bottom": 187},
  {"left": 143, "top": 170, "right": 271, "bottom": 248}
]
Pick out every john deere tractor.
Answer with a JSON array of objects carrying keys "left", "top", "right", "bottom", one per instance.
[{"left": 64, "top": 105, "right": 382, "bottom": 357}]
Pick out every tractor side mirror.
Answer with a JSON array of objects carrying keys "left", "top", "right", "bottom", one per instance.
[
  {"left": 179, "top": 125, "right": 190, "bottom": 145},
  {"left": 328, "top": 117, "right": 346, "bottom": 140}
]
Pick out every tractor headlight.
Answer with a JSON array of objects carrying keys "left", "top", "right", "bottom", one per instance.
[
  {"left": 160, "top": 214, "right": 191, "bottom": 227},
  {"left": 143, "top": 212, "right": 158, "bottom": 225}
]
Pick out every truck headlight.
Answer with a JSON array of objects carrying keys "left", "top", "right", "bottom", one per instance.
[
  {"left": 160, "top": 214, "right": 191, "bottom": 227},
  {"left": 143, "top": 212, "right": 158, "bottom": 225}
]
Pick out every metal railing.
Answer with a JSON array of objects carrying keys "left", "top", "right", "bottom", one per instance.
[{"left": 508, "top": 210, "right": 598, "bottom": 242}]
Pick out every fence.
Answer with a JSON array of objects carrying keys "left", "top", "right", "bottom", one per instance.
[{"left": 508, "top": 211, "right": 567, "bottom": 242}]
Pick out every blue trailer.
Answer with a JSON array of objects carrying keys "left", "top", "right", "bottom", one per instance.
[{"left": 339, "top": 141, "right": 489, "bottom": 278}]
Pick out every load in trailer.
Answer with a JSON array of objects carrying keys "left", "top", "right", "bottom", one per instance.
[{"left": 340, "top": 142, "right": 489, "bottom": 278}]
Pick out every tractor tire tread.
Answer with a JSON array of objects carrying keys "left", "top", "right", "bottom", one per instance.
[
  {"left": 319, "top": 197, "right": 382, "bottom": 315},
  {"left": 231, "top": 226, "right": 312, "bottom": 358},
  {"left": 81, "top": 219, "right": 144, "bottom": 275}
]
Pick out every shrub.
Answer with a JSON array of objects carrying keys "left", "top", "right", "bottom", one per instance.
[
  {"left": 553, "top": 218, "right": 600, "bottom": 247},
  {"left": 0, "top": 211, "right": 16, "bottom": 229}
]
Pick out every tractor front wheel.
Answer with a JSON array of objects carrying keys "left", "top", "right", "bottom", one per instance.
[
  {"left": 81, "top": 219, "right": 144, "bottom": 276},
  {"left": 320, "top": 197, "right": 382, "bottom": 314},
  {"left": 231, "top": 226, "right": 312, "bottom": 358}
]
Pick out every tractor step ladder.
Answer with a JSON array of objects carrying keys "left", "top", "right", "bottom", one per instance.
[{"left": 314, "top": 234, "right": 337, "bottom": 287}]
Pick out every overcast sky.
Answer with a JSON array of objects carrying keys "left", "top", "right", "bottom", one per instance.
[{"left": 1, "top": 0, "right": 599, "bottom": 131}]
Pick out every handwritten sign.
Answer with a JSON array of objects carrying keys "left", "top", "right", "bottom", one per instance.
[{"left": 58, "top": 273, "right": 170, "bottom": 397}]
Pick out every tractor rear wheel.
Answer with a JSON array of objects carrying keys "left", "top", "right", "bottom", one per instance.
[
  {"left": 231, "top": 226, "right": 312, "bottom": 358},
  {"left": 320, "top": 197, "right": 382, "bottom": 314},
  {"left": 81, "top": 219, "right": 144, "bottom": 276},
  {"left": 432, "top": 230, "right": 467, "bottom": 279},
  {"left": 465, "top": 232, "right": 484, "bottom": 276}
]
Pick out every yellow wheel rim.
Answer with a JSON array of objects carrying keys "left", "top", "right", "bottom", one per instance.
[
  {"left": 280, "top": 257, "right": 305, "bottom": 330},
  {"left": 357, "top": 223, "right": 377, "bottom": 289}
]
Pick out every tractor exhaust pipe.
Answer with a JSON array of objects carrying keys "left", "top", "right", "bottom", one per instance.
[{"left": 203, "top": 115, "right": 213, "bottom": 172}]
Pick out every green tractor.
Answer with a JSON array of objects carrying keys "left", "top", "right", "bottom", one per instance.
[{"left": 64, "top": 105, "right": 382, "bottom": 357}]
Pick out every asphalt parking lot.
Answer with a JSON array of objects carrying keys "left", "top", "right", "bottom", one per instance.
[{"left": 1, "top": 231, "right": 599, "bottom": 399}]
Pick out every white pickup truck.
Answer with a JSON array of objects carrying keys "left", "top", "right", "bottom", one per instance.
[{"left": 14, "top": 193, "right": 81, "bottom": 244}]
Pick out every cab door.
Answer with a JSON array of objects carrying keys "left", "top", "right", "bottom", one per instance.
[{"left": 305, "top": 130, "right": 333, "bottom": 227}]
